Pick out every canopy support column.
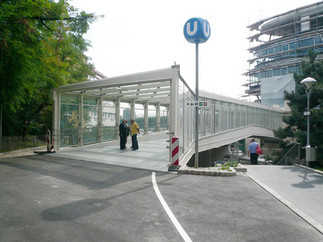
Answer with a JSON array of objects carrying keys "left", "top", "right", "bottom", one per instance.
[
  {"left": 131, "top": 100, "right": 135, "bottom": 120},
  {"left": 170, "top": 65, "right": 179, "bottom": 136},
  {"left": 144, "top": 101, "right": 148, "bottom": 135},
  {"left": 115, "top": 98, "right": 120, "bottom": 139},
  {"left": 98, "top": 96, "right": 103, "bottom": 143},
  {"left": 52, "top": 90, "right": 60, "bottom": 151},
  {"left": 156, "top": 103, "right": 160, "bottom": 132},
  {"left": 78, "top": 95, "right": 84, "bottom": 146}
]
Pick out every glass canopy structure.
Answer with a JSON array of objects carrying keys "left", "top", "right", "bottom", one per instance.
[{"left": 52, "top": 65, "right": 283, "bottom": 165}]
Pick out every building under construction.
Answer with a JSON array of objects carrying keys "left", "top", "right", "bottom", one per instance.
[{"left": 244, "top": 1, "right": 323, "bottom": 108}]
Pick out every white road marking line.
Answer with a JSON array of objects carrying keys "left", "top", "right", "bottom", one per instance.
[{"left": 151, "top": 172, "right": 192, "bottom": 242}]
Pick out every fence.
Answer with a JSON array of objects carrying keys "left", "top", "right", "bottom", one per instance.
[
  {"left": 277, "top": 143, "right": 301, "bottom": 165},
  {"left": 0, "top": 135, "right": 47, "bottom": 153}
]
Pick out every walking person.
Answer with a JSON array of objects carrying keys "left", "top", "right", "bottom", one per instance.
[
  {"left": 130, "top": 119, "right": 140, "bottom": 150},
  {"left": 248, "top": 138, "right": 259, "bottom": 165},
  {"left": 119, "top": 119, "right": 128, "bottom": 150}
]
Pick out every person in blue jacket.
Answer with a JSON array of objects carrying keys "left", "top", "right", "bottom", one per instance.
[{"left": 248, "top": 139, "right": 259, "bottom": 165}]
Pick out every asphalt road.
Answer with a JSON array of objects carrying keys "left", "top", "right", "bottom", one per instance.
[{"left": 0, "top": 154, "right": 322, "bottom": 242}]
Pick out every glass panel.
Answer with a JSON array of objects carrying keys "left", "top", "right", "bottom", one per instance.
[
  {"left": 281, "top": 68, "right": 287, "bottom": 75},
  {"left": 289, "top": 42, "right": 296, "bottom": 49},
  {"left": 275, "top": 46, "right": 281, "bottom": 53},
  {"left": 120, "top": 102, "right": 131, "bottom": 122},
  {"left": 135, "top": 103, "right": 144, "bottom": 130},
  {"left": 268, "top": 48, "right": 274, "bottom": 54},
  {"left": 83, "top": 97, "right": 98, "bottom": 144},
  {"left": 148, "top": 105, "right": 156, "bottom": 133},
  {"left": 102, "top": 100, "right": 116, "bottom": 141},
  {"left": 198, "top": 102, "right": 204, "bottom": 138},
  {"left": 273, "top": 68, "right": 280, "bottom": 76},
  {"left": 179, "top": 83, "right": 184, "bottom": 154},
  {"left": 288, "top": 65, "right": 297, "bottom": 73},
  {"left": 160, "top": 106, "right": 168, "bottom": 130},
  {"left": 60, "top": 95, "right": 79, "bottom": 147},
  {"left": 299, "top": 38, "right": 314, "bottom": 47}
]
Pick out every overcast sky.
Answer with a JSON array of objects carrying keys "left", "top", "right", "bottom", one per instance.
[{"left": 71, "top": 0, "right": 320, "bottom": 99}]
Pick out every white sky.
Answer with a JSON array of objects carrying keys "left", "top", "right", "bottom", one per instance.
[{"left": 71, "top": 0, "right": 320, "bottom": 99}]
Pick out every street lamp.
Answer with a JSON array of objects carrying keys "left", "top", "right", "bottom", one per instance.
[{"left": 300, "top": 77, "right": 317, "bottom": 166}]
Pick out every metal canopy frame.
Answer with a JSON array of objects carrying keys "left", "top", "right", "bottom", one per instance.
[
  {"left": 54, "top": 68, "right": 175, "bottom": 105},
  {"left": 52, "top": 66, "right": 180, "bottom": 151}
]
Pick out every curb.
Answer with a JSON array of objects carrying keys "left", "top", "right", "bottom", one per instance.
[
  {"left": 178, "top": 166, "right": 237, "bottom": 176},
  {"left": 246, "top": 172, "right": 323, "bottom": 235},
  {"left": 0, "top": 146, "right": 47, "bottom": 158},
  {"left": 294, "top": 164, "right": 323, "bottom": 176}
]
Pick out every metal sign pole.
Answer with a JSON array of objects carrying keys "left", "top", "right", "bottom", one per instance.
[
  {"left": 183, "top": 17, "right": 211, "bottom": 169},
  {"left": 195, "top": 43, "right": 199, "bottom": 168}
]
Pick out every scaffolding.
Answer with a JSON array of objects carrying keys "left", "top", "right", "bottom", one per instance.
[{"left": 245, "top": 1, "right": 323, "bottom": 104}]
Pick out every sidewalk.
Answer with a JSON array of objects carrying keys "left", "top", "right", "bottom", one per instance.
[{"left": 245, "top": 165, "right": 323, "bottom": 234}]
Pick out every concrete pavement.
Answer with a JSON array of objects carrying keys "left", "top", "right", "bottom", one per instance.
[
  {"left": 52, "top": 134, "right": 169, "bottom": 172},
  {"left": 245, "top": 165, "right": 323, "bottom": 235}
]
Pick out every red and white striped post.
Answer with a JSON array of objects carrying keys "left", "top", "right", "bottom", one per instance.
[{"left": 169, "top": 137, "right": 179, "bottom": 171}]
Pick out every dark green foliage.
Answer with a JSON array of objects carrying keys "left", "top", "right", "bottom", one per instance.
[
  {"left": 0, "top": 0, "right": 98, "bottom": 136},
  {"left": 276, "top": 51, "right": 323, "bottom": 161}
]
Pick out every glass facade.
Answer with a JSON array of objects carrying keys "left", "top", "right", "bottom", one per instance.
[
  {"left": 246, "top": 3, "right": 323, "bottom": 99},
  {"left": 59, "top": 95, "right": 169, "bottom": 147},
  {"left": 177, "top": 78, "right": 283, "bottom": 158},
  {"left": 54, "top": 67, "right": 283, "bottom": 166}
]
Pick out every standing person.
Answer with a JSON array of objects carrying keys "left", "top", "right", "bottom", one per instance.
[
  {"left": 248, "top": 138, "right": 259, "bottom": 165},
  {"left": 130, "top": 119, "right": 140, "bottom": 150},
  {"left": 119, "top": 119, "right": 128, "bottom": 150}
]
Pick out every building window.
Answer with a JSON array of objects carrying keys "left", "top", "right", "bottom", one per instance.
[
  {"left": 281, "top": 68, "right": 287, "bottom": 75},
  {"left": 288, "top": 66, "right": 296, "bottom": 74},
  {"left": 315, "top": 37, "right": 322, "bottom": 45},
  {"left": 260, "top": 71, "right": 266, "bottom": 78},
  {"left": 266, "top": 70, "right": 273, "bottom": 77},
  {"left": 282, "top": 44, "right": 288, "bottom": 51},
  {"left": 289, "top": 42, "right": 296, "bottom": 49},
  {"left": 299, "top": 38, "right": 314, "bottom": 48},
  {"left": 275, "top": 46, "right": 282, "bottom": 53},
  {"left": 268, "top": 48, "right": 274, "bottom": 54},
  {"left": 273, "top": 68, "right": 280, "bottom": 76}
]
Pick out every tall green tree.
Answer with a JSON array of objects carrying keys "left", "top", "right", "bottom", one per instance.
[
  {"left": 274, "top": 51, "right": 323, "bottom": 161},
  {"left": 0, "top": 0, "right": 98, "bottom": 136}
]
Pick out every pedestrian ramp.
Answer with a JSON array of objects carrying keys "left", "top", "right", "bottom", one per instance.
[{"left": 52, "top": 134, "right": 169, "bottom": 172}]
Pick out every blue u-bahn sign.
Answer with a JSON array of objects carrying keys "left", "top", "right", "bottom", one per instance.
[{"left": 184, "top": 17, "right": 211, "bottom": 44}]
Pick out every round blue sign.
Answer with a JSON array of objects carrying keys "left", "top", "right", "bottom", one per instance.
[{"left": 184, "top": 17, "right": 211, "bottom": 44}]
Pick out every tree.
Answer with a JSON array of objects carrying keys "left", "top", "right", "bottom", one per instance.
[
  {"left": 0, "top": 0, "right": 99, "bottom": 136},
  {"left": 274, "top": 51, "right": 323, "bottom": 162}
]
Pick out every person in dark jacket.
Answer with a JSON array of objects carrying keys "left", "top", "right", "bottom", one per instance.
[{"left": 119, "top": 119, "right": 129, "bottom": 150}]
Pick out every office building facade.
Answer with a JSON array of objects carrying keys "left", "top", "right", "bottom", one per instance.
[{"left": 245, "top": 2, "right": 323, "bottom": 107}]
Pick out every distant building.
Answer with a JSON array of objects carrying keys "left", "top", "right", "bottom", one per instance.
[
  {"left": 244, "top": 2, "right": 323, "bottom": 108},
  {"left": 89, "top": 69, "right": 108, "bottom": 81}
]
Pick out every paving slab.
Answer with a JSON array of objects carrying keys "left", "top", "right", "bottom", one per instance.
[
  {"left": 245, "top": 165, "right": 323, "bottom": 233},
  {"left": 52, "top": 136, "right": 169, "bottom": 172}
]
